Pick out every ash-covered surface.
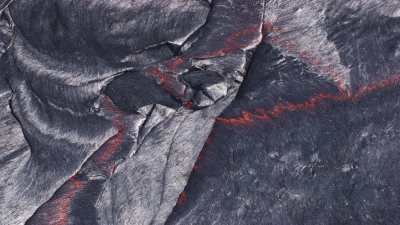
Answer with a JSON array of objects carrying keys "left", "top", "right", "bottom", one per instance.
[{"left": 0, "top": 0, "right": 400, "bottom": 225}]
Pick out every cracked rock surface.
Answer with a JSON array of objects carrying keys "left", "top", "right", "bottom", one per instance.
[{"left": 1, "top": 0, "right": 400, "bottom": 225}]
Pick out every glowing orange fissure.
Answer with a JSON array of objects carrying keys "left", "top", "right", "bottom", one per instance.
[
  {"left": 216, "top": 74, "right": 400, "bottom": 126},
  {"left": 195, "top": 24, "right": 262, "bottom": 59},
  {"left": 43, "top": 176, "right": 87, "bottom": 225},
  {"left": 192, "top": 131, "right": 215, "bottom": 172},
  {"left": 93, "top": 97, "right": 127, "bottom": 171},
  {"left": 216, "top": 21, "right": 400, "bottom": 126},
  {"left": 31, "top": 97, "right": 127, "bottom": 225},
  {"left": 264, "top": 21, "right": 348, "bottom": 91},
  {"left": 177, "top": 191, "right": 188, "bottom": 206}
]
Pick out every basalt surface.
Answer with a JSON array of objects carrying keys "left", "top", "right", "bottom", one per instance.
[{"left": 1, "top": 1, "right": 400, "bottom": 225}]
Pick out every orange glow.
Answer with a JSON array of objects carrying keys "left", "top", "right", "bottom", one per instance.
[
  {"left": 177, "top": 191, "right": 188, "bottom": 205},
  {"left": 41, "top": 176, "right": 87, "bottom": 225},
  {"left": 196, "top": 24, "right": 262, "bottom": 59},
  {"left": 264, "top": 22, "right": 348, "bottom": 91},
  {"left": 166, "top": 57, "right": 186, "bottom": 71},
  {"left": 146, "top": 67, "right": 186, "bottom": 99},
  {"left": 94, "top": 97, "right": 126, "bottom": 174},
  {"left": 217, "top": 74, "right": 400, "bottom": 126}
]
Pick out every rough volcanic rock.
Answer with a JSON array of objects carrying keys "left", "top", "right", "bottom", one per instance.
[{"left": 1, "top": 1, "right": 400, "bottom": 225}]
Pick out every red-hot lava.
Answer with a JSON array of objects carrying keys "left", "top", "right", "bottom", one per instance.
[
  {"left": 264, "top": 21, "right": 348, "bottom": 92},
  {"left": 93, "top": 96, "right": 126, "bottom": 174},
  {"left": 26, "top": 176, "right": 87, "bottom": 225},
  {"left": 216, "top": 22, "right": 400, "bottom": 127},
  {"left": 145, "top": 22, "right": 264, "bottom": 100},
  {"left": 143, "top": 20, "right": 273, "bottom": 111},
  {"left": 216, "top": 74, "right": 400, "bottom": 126},
  {"left": 193, "top": 130, "right": 215, "bottom": 172},
  {"left": 165, "top": 56, "right": 186, "bottom": 71},
  {"left": 52, "top": 177, "right": 86, "bottom": 225},
  {"left": 195, "top": 24, "right": 262, "bottom": 59},
  {"left": 27, "top": 96, "right": 127, "bottom": 225},
  {"left": 146, "top": 66, "right": 187, "bottom": 99},
  {"left": 177, "top": 191, "right": 188, "bottom": 206}
]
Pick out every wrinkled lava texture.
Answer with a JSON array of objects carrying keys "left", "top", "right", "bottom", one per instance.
[{"left": 1, "top": 1, "right": 400, "bottom": 225}]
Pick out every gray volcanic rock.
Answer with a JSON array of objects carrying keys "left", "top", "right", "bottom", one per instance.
[
  {"left": 166, "top": 9, "right": 400, "bottom": 225},
  {"left": 1, "top": 1, "right": 400, "bottom": 225}
]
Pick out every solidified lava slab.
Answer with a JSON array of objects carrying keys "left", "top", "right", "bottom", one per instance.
[{"left": 166, "top": 41, "right": 400, "bottom": 225}]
